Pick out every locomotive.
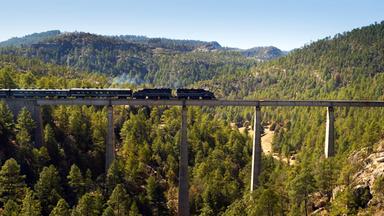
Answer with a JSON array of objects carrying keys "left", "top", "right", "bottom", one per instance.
[{"left": 0, "top": 88, "right": 216, "bottom": 100}]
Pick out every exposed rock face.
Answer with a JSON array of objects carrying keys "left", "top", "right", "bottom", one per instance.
[
  {"left": 332, "top": 140, "right": 384, "bottom": 214},
  {"left": 351, "top": 144, "right": 384, "bottom": 188}
]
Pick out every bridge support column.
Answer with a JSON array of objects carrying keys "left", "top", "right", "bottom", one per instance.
[
  {"left": 106, "top": 105, "right": 115, "bottom": 171},
  {"left": 325, "top": 106, "right": 335, "bottom": 158},
  {"left": 34, "top": 104, "right": 43, "bottom": 147},
  {"left": 178, "top": 103, "right": 189, "bottom": 216},
  {"left": 251, "top": 106, "right": 262, "bottom": 193}
]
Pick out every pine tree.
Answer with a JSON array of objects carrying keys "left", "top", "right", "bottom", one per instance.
[
  {"left": 2, "top": 199, "right": 20, "bottom": 216},
  {"left": 106, "top": 160, "right": 124, "bottom": 194},
  {"left": 73, "top": 192, "right": 103, "bottom": 216},
  {"left": 0, "top": 67, "right": 17, "bottom": 89},
  {"left": 20, "top": 189, "right": 41, "bottom": 216},
  {"left": 15, "top": 107, "right": 36, "bottom": 147},
  {"left": 34, "top": 165, "right": 62, "bottom": 215},
  {"left": 129, "top": 201, "right": 141, "bottom": 216},
  {"left": 288, "top": 167, "right": 316, "bottom": 216},
  {"left": 0, "top": 101, "right": 14, "bottom": 139},
  {"left": 67, "top": 164, "right": 84, "bottom": 199},
  {"left": 16, "top": 107, "right": 36, "bottom": 134},
  {"left": 49, "top": 198, "right": 70, "bottom": 216},
  {"left": 84, "top": 169, "right": 94, "bottom": 192},
  {"left": 101, "top": 206, "right": 114, "bottom": 216},
  {"left": 145, "top": 176, "right": 167, "bottom": 215},
  {"left": 43, "top": 124, "right": 60, "bottom": 164},
  {"left": 107, "top": 184, "right": 130, "bottom": 216},
  {"left": 0, "top": 158, "right": 26, "bottom": 204}
]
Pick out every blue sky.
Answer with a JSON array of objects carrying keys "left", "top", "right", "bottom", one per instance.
[{"left": 0, "top": 0, "right": 383, "bottom": 50}]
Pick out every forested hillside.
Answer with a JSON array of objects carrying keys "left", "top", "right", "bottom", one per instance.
[
  {"left": 0, "top": 31, "right": 287, "bottom": 87},
  {"left": 0, "top": 30, "right": 61, "bottom": 48},
  {"left": 0, "top": 21, "right": 384, "bottom": 215}
]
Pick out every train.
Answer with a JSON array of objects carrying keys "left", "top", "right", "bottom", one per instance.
[{"left": 0, "top": 88, "right": 216, "bottom": 100}]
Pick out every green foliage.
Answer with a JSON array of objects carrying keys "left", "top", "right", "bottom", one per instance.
[
  {"left": 15, "top": 107, "right": 36, "bottom": 147},
  {"left": 2, "top": 199, "right": 20, "bottom": 216},
  {"left": 373, "top": 175, "right": 384, "bottom": 198},
  {"left": 0, "top": 67, "right": 17, "bottom": 88},
  {"left": 49, "top": 198, "right": 70, "bottom": 216},
  {"left": 34, "top": 165, "right": 62, "bottom": 215},
  {"left": 20, "top": 189, "right": 41, "bottom": 216},
  {"left": 67, "top": 164, "right": 85, "bottom": 200},
  {"left": 72, "top": 191, "right": 103, "bottom": 216},
  {"left": 0, "top": 158, "right": 26, "bottom": 204},
  {"left": 0, "top": 102, "right": 14, "bottom": 135},
  {"left": 1, "top": 32, "right": 256, "bottom": 87},
  {"left": 0, "top": 30, "right": 61, "bottom": 48},
  {"left": 43, "top": 124, "right": 61, "bottom": 164},
  {"left": 288, "top": 166, "right": 316, "bottom": 215},
  {"left": 107, "top": 184, "right": 130, "bottom": 216},
  {"left": 145, "top": 176, "right": 168, "bottom": 215},
  {"left": 0, "top": 21, "right": 383, "bottom": 215}
]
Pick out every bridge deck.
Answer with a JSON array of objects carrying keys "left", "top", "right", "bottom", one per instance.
[{"left": 27, "top": 98, "right": 384, "bottom": 107}]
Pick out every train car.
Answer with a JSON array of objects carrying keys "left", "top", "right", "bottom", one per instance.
[
  {"left": 176, "top": 88, "right": 215, "bottom": 100},
  {"left": 10, "top": 89, "right": 69, "bottom": 98},
  {"left": 69, "top": 88, "right": 132, "bottom": 98},
  {"left": 0, "top": 89, "right": 10, "bottom": 98},
  {"left": 133, "top": 88, "right": 172, "bottom": 99}
]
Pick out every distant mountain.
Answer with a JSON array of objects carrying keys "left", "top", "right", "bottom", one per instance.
[
  {"left": 240, "top": 46, "right": 287, "bottom": 60},
  {"left": 0, "top": 30, "right": 61, "bottom": 48},
  {"left": 0, "top": 31, "right": 286, "bottom": 86},
  {"left": 116, "top": 35, "right": 222, "bottom": 52},
  {"left": 0, "top": 32, "right": 257, "bottom": 87}
]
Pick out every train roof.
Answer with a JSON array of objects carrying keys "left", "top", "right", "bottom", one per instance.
[
  {"left": 10, "top": 89, "right": 69, "bottom": 91},
  {"left": 70, "top": 88, "right": 132, "bottom": 91}
]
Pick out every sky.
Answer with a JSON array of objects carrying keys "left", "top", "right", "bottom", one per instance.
[{"left": 0, "top": 0, "right": 383, "bottom": 50}]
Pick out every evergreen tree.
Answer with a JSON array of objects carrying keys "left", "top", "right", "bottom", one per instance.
[
  {"left": 0, "top": 101, "right": 14, "bottom": 140},
  {"left": 145, "top": 176, "right": 167, "bottom": 215},
  {"left": 20, "top": 189, "right": 41, "bottom": 216},
  {"left": 67, "top": 164, "right": 84, "bottom": 199},
  {"left": 34, "top": 165, "right": 62, "bottom": 215},
  {"left": 288, "top": 167, "right": 316, "bottom": 216},
  {"left": 129, "top": 201, "right": 141, "bottom": 216},
  {"left": 49, "top": 198, "right": 70, "bottom": 216},
  {"left": 73, "top": 192, "right": 103, "bottom": 216},
  {"left": 16, "top": 107, "right": 36, "bottom": 134},
  {"left": 0, "top": 67, "right": 17, "bottom": 89},
  {"left": 15, "top": 107, "right": 36, "bottom": 147},
  {"left": 101, "top": 206, "right": 114, "bottom": 216},
  {"left": 107, "top": 184, "right": 130, "bottom": 216},
  {"left": 106, "top": 160, "right": 124, "bottom": 194},
  {"left": 43, "top": 124, "right": 61, "bottom": 164},
  {"left": 2, "top": 199, "right": 20, "bottom": 216},
  {"left": 84, "top": 169, "right": 94, "bottom": 192},
  {"left": 0, "top": 158, "right": 26, "bottom": 204}
]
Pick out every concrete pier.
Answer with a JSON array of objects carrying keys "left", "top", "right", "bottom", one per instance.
[
  {"left": 178, "top": 104, "right": 189, "bottom": 216},
  {"left": 105, "top": 105, "right": 115, "bottom": 171},
  {"left": 251, "top": 106, "right": 262, "bottom": 192},
  {"left": 325, "top": 106, "right": 335, "bottom": 158}
]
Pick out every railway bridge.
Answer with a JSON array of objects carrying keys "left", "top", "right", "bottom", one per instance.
[{"left": 3, "top": 97, "right": 384, "bottom": 216}]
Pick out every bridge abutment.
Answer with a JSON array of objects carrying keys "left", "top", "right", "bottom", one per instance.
[
  {"left": 325, "top": 106, "right": 335, "bottom": 158},
  {"left": 251, "top": 106, "right": 262, "bottom": 192}
]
